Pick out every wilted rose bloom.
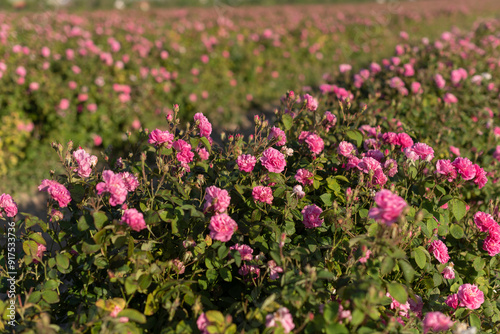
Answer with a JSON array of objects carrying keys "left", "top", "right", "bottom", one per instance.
[
  {"left": 267, "top": 260, "right": 283, "bottom": 280},
  {"left": 193, "top": 112, "right": 212, "bottom": 137},
  {"left": 483, "top": 231, "right": 500, "bottom": 256},
  {"left": 230, "top": 244, "right": 253, "bottom": 261},
  {"left": 268, "top": 126, "right": 287, "bottom": 146},
  {"left": 0, "top": 193, "right": 17, "bottom": 218},
  {"left": 302, "top": 204, "right": 323, "bottom": 228},
  {"left": 386, "top": 292, "right": 411, "bottom": 318},
  {"left": 96, "top": 170, "right": 128, "bottom": 206},
  {"left": 423, "top": 312, "right": 454, "bottom": 334},
  {"left": 252, "top": 186, "right": 273, "bottom": 205},
  {"left": 445, "top": 294, "right": 459, "bottom": 309},
  {"left": 428, "top": 240, "right": 450, "bottom": 264},
  {"left": 204, "top": 186, "right": 231, "bottom": 213},
  {"left": 237, "top": 154, "right": 257, "bottom": 172},
  {"left": 384, "top": 159, "right": 398, "bottom": 177},
  {"left": 324, "top": 111, "right": 337, "bottom": 129},
  {"left": 197, "top": 313, "right": 209, "bottom": 334},
  {"left": 337, "top": 141, "right": 356, "bottom": 157},
  {"left": 239, "top": 263, "right": 260, "bottom": 277},
  {"left": 365, "top": 150, "right": 384, "bottom": 162},
  {"left": 119, "top": 172, "right": 139, "bottom": 192},
  {"left": 338, "top": 304, "right": 352, "bottom": 324},
  {"left": 172, "top": 259, "right": 185, "bottom": 274},
  {"left": 442, "top": 263, "right": 455, "bottom": 279},
  {"left": 209, "top": 213, "right": 238, "bottom": 242},
  {"left": 451, "top": 157, "right": 476, "bottom": 180},
  {"left": 409, "top": 295, "right": 423, "bottom": 318},
  {"left": 457, "top": 284, "right": 484, "bottom": 310},
  {"left": 295, "top": 169, "right": 314, "bottom": 186},
  {"left": 265, "top": 307, "right": 295, "bottom": 334},
  {"left": 436, "top": 159, "right": 457, "bottom": 181},
  {"left": 121, "top": 209, "right": 146, "bottom": 232},
  {"left": 148, "top": 129, "right": 174, "bottom": 148},
  {"left": 293, "top": 185, "right": 305, "bottom": 198},
  {"left": 38, "top": 180, "right": 72, "bottom": 207},
  {"left": 260, "top": 148, "right": 286, "bottom": 173},
  {"left": 368, "top": 189, "right": 407, "bottom": 226}
]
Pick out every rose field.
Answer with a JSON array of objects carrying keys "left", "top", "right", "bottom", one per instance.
[{"left": 1, "top": 0, "right": 500, "bottom": 333}]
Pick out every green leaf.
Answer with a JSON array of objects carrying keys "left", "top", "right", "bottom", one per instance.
[
  {"left": 326, "top": 323, "right": 348, "bottom": 334},
  {"left": 29, "top": 233, "right": 46, "bottom": 246},
  {"left": 220, "top": 267, "right": 232, "bottom": 282},
  {"left": 414, "top": 247, "right": 427, "bottom": 269},
  {"left": 42, "top": 290, "right": 59, "bottom": 304},
  {"left": 398, "top": 259, "right": 415, "bottom": 283},
  {"left": 93, "top": 212, "right": 108, "bottom": 230},
  {"left": 56, "top": 253, "right": 70, "bottom": 270},
  {"left": 206, "top": 269, "right": 218, "bottom": 283},
  {"left": 118, "top": 309, "right": 147, "bottom": 324},
  {"left": 27, "top": 291, "right": 42, "bottom": 303},
  {"left": 205, "top": 310, "right": 225, "bottom": 325},
  {"left": 345, "top": 129, "right": 363, "bottom": 147},
  {"left": 78, "top": 215, "right": 92, "bottom": 231},
  {"left": 320, "top": 193, "right": 333, "bottom": 206},
  {"left": 473, "top": 257, "right": 485, "bottom": 272},
  {"left": 23, "top": 240, "right": 38, "bottom": 257},
  {"left": 218, "top": 244, "right": 229, "bottom": 260},
  {"left": 449, "top": 199, "right": 466, "bottom": 222},
  {"left": 281, "top": 114, "right": 293, "bottom": 131},
  {"left": 359, "top": 209, "right": 368, "bottom": 218},
  {"left": 70, "top": 184, "right": 85, "bottom": 203},
  {"left": 82, "top": 241, "right": 101, "bottom": 254},
  {"left": 351, "top": 309, "right": 365, "bottom": 327},
  {"left": 387, "top": 283, "right": 407, "bottom": 304},
  {"left": 200, "top": 136, "right": 212, "bottom": 152},
  {"left": 450, "top": 224, "right": 464, "bottom": 239},
  {"left": 380, "top": 257, "right": 395, "bottom": 276},
  {"left": 469, "top": 313, "right": 481, "bottom": 328}
]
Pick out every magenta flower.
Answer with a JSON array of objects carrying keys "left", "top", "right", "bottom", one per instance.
[
  {"left": 173, "top": 139, "right": 194, "bottom": 166},
  {"left": 473, "top": 164, "right": 488, "bottom": 189},
  {"left": 121, "top": 209, "right": 146, "bottom": 232},
  {"left": 368, "top": 189, "right": 407, "bottom": 226},
  {"left": 265, "top": 307, "right": 295, "bottom": 334},
  {"left": 451, "top": 157, "right": 476, "bottom": 180},
  {"left": 358, "top": 157, "right": 381, "bottom": 173},
  {"left": 423, "top": 312, "right": 454, "bottom": 334},
  {"left": 436, "top": 159, "right": 457, "bottom": 181},
  {"left": 252, "top": 186, "right": 273, "bottom": 205},
  {"left": 204, "top": 186, "right": 231, "bottom": 213},
  {"left": 473, "top": 211, "right": 497, "bottom": 233},
  {"left": 371, "top": 168, "right": 388, "bottom": 187},
  {"left": 209, "top": 213, "right": 238, "bottom": 242},
  {"left": 337, "top": 141, "right": 356, "bottom": 157},
  {"left": 148, "top": 129, "right": 174, "bottom": 148},
  {"left": 428, "top": 240, "right": 450, "bottom": 264},
  {"left": 96, "top": 170, "right": 128, "bottom": 206},
  {"left": 33, "top": 243, "right": 47, "bottom": 263},
  {"left": 267, "top": 260, "right": 283, "bottom": 280},
  {"left": 230, "top": 244, "right": 253, "bottom": 261},
  {"left": 38, "top": 180, "right": 72, "bottom": 207},
  {"left": 0, "top": 194, "right": 18, "bottom": 217},
  {"left": 411, "top": 143, "right": 435, "bottom": 161},
  {"left": 457, "top": 284, "right": 484, "bottom": 310},
  {"left": 237, "top": 154, "right": 257, "bottom": 172},
  {"left": 445, "top": 294, "right": 459, "bottom": 309},
  {"left": 268, "top": 126, "right": 286, "bottom": 146},
  {"left": 483, "top": 231, "right": 500, "bottom": 256},
  {"left": 302, "top": 204, "right": 323, "bottom": 229},
  {"left": 295, "top": 169, "right": 314, "bottom": 186},
  {"left": 260, "top": 148, "right": 286, "bottom": 173},
  {"left": 302, "top": 132, "right": 324, "bottom": 154},
  {"left": 119, "top": 172, "right": 139, "bottom": 192},
  {"left": 397, "top": 133, "right": 414, "bottom": 148},
  {"left": 238, "top": 263, "right": 260, "bottom": 277},
  {"left": 193, "top": 112, "right": 212, "bottom": 137}
]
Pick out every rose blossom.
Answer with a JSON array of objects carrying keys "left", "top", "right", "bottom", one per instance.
[
  {"left": 368, "top": 189, "right": 407, "bottom": 226},
  {"left": 260, "top": 148, "right": 286, "bottom": 173},
  {"left": 473, "top": 164, "right": 488, "bottom": 189},
  {"left": 38, "top": 179, "right": 72, "bottom": 207},
  {"left": 428, "top": 240, "right": 450, "bottom": 264},
  {"left": 337, "top": 141, "right": 356, "bottom": 157},
  {"left": 451, "top": 157, "right": 476, "bottom": 181},
  {"left": 96, "top": 171, "right": 128, "bottom": 206},
  {"left": 457, "top": 284, "right": 484, "bottom": 310},
  {"left": 197, "top": 313, "right": 209, "bottom": 334},
  {"left": 436, "top": 159, "right": 457, "bottom": 181},
  {"left": 209, "top": 213, "right": 238, "bottom": 242},
  {"left": 302, "top": 204, "right": 323, "bottom": 228},
  {"left": 445, "top": 294, "right": 459, "bottom": 309},
  {"left": 423, "top": 312, "right": 454, "bottom": 334},
  {"left": 397, "top": 133, "right": 414, "bottom": 149},
  {"left": 293, "top": 185, "right": 305, "bottom": 198},
  {"left": 73, "top": 148, "right": 98, "bottom": 178},
  {"left": 268, "top": 260, "right": 284, "bottom": 280},
  {"left": 148, "top": 129, "right": 174, "bottom": 148},
  {"left": 411, "top": 143, "right": 434, "bottom": 161},
  {"left": 295, "top": 169, "right": 314, "bottom": 186},
  {"left": 204, "top": 186, "right": 231, "bottom": 213},
  {"left": 483, "top": 231, "right": 500, "bottom": 256},
  {"left": 265, "top": 307, "right": 295, "bottom": 333},
  {"left": 193, "top": 112, "right": 212, "bottom": 137},
  {"left": 121, "top": 209, "right": 146, "bottom": 232},
  {"left": 230, "top": 244, "right": 253, "bottom": 261},
  {"left": 442, "top": 263, "right": 455, "bottom": 279},
  {"left": 473, "top": 211, "right": 497, "bottom": 233},
  {"left": 252, "top": 186, "right": 273, "bottom": 205},
  {"left": 268, "top": 126, "right": 286, "bottom": 146},
  {"left": 173, "top": 140, "right": 194, "bottom": 166},
  {"left": 237, "top": 154, "right": 257, "bottom": 172},
  {"left": 358, "top": 157, "right": 381, "bottom": 173},
  {"left": 0, "top": 194, "right": 18, "bottom": 217},
  {"left": 384, "top": 159, "right": 398, "bottom": 177},
  {"left": 119, "top": 172, "right": 139, "bottom": 192}
]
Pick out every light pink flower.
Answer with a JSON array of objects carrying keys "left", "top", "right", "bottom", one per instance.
[
  {"left": 34, "top": 243, "right": 47, "bottom": 263},
  {"left": 237, "top": 154, "right": 257, "bottom": 172},
  {"left": 209, "top": 213, "right": 238, "bottom": 242},
  {"left": 411, "top": 82, "right": 423, "bottom": 94},
  {"left": 268, "top": 260, "right": 283, "bottom": 280},
  {"left": 197, "top": 147, "right": 210, "bottom": 160},
  {"left": 295, "top": 169, "right": 314, "bottom": 186},
  {"left": 428, "top": 240, "right": 450, "bottom": 264},
  {"left": 121, "top": 209, "right": 146, "bottom": 232},
  {"left": 359, "top": 246, "right": 372, "bottom": 263},
  {"left": 73, "top": 148, "right": 98, "bottom": 178},
  {"left": 384, "top": 159, "right": 398, "bottom": 177},
  {"left": 252, "top": 186, "right": 273, "bottom": 205},
  {"left": 148, "top": 129, "right": 174, "bottom": 148},
  {"left": 38, "top": 180, "right": 72, "bottom": 207},
  {"left": 173, "top": 259, "right": 185, "bottom": 274},
  {"left": 265, "top": 307, "right": 295, "bottom": 334},
  {"left": 443, "top": 93, "right": 458, "bottom": 104},
  {"left": 260, "top": 148, "right": 286, "bottom": 173},
  {"left": 197, "top": 313, "right": 209, "bottom": 334},
  {"left": 386, "top": 292, "right": 411, "bottom": 318},
  {"left": 358, "top": 157, "right": 381, "bottom": 173},
  {"left": 96, "top": 171, "right": 128, "bottom": 206},
  {"left": 368, "top": 190, "right": 407, "bottom": 226},
  {"left": 411, "top": 143, "right": 434, "bottom": 161},
  {"left": 303, "top": 94, "right": 318, "bottom": 111},
  {"left": 423, "top": 312, "right": 454, "bottom": 334},
  {"left": 337, "top": 141, "right": 356, "bottom": 157},
  {"left": 445, "top": 294, "right": 459, "bottom": 309},
  {"left": 193, "top": 113, "right": 212, "bottom": 137},
  {"left": 452, "top": 157, "right": 476, "bottom": 180},
  {"left": 434, "top": 74, "right": 446, "bottom": 89},
  {"left": 173, "top": 140, "right": 194, "bottom": 166},
  {"left": 293, "top": 185, "right": 305, "bottom": 198},
  {"left": 204, "top": 186, "right": 231, "bottom": 213},
  {"left": 457, "top": 284, "right": 484, "bottom": 310},
  {"left": 0, "top": 194, "right": 18, "bottom": 217},
  {"left": 302, "top": 204, "right": 323, "bottom": 229},
  {"left": 449, "top": 146, "right": 460, "bottom": 156},
  {"left": 473, "top": 164, "right": 488, "bottom": 189},
  {"left": 119, "top": 172, "right": 139, "bottom": 192},
  {"left": 436, "top": 159, "right": 457, "bottom": 181},
  {"left": 371, "top": 168, "right": 388, "bottom": 187},
  {"left": 268, "top": 126, "right": 286, "bottom": 146},
  {"left": 442, "top": 263, "right": 455, "bottom": 279},
  {"left": 483, "top": 231, "right": 500, "bottom": 256},
  {"left": 230, "top": 244, "right": 253, "bottom": 261},
  {"left": 299, "top": 132, "right": 324, "bottom": 155},
  {"left": 339, "top": 64, "right": 352, "bottom": 73}
]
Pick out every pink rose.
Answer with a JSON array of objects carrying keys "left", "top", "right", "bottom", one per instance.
[
  {"left": 73, "top": 148, "right": 98, "bottom": 178},
  {"left": 197, "top": 313, "right": 209, "bottom": 334},
  {"left": 230, "top": 244, "right": 253, "bottom": 261},
  {"left": 397, "top": 133, "right": 414, "bottom": 149},
  {"left": 267, "top": 260, "right": 283, "bottom": 280},
  {"left": 442, "top": 263, "right": 455, "bottom": 279},
  {"left": 193, "top": 112, "right": 212, "bottom": 137},
  {"left": 368, "top": 189, "right": 407, "bottom": 226},
  {"left": 209, "top": 213, "right": 238, "bottom": 242},
  {"left": 265, "top": 307, "right": 295, "bottom": 333},
  {"left": 483, "top": 231, "right": 500, "bottom": 256},
  {"left": 237, "top": 154, "right": 257, "bottom": 172},
  {"left": 121, "top": 209, "right": 146, "bottom": 232},
  {"left": 473, "top": 164, "right": 488, "bottom": 189},
  {"left": 252, "top": 186, "right": 273, "bottom": 205},
  {"left": 96, "top": 170, "right": 128, "bottom": 206},
  {"left": 38, "top": 180, "right": 72, "bottom": 207},
  {"left": 423, "top": 312, "right": 454, "bottom": 334},
  {"left": 445, "top": 294, "right": 459, "bottom": 309},
  {"left": 451, "top": 157, "right": 476, "bottom": 181},
  {"left": 428, "top": 240, "right": 450, "bottom": 264},
  {"left": 302, "top": 204, "right": 323, "bottom": 228},
  {"left": 411, "top": 143, "right": 434, "bottom": 161},
  {"left": 436, "top": 159, "right": 457, "bottom": 181},
  {"left": 148, "top": 129, "right": 174, "bottom": 148},
  {"left": 260, "top": 148, "right": 286, "bottom": 173},
  {"left": 268, "top": 126, "right": 286, "bottom": 146},
  {"left": 0, "top": 193, "right": 18, "bottom": 217},
  {"left": 295, "top": 169, "right": 314, "bottom": 186},
  {"left": 358, "top": 157, "right": 381, "bottom": 173},
  {"left": 457, "top": 284, "right": 484, "bottom": 310},
  {"left": 119, "top": 172, "right": 139, "bottom": 192},
  {"left": 473, "top": 211, "right": 497, "bottom": 233},
  {"left": 337, "top": 141, "right": 356, "bottom": 157},
  {"left": 204, "top": 186, "right": 231, "bottom": 213},
  {"left": 384, "top": 159, "right": 398, "bottom": 177}
]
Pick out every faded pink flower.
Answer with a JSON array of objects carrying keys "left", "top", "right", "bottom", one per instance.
[
  {"left": 293, "top": 185, "right": 305, "bottom": 199},
  {"left": 230, "top": 244, "right": 253, "bottom": 261},
  {"left": 368, "top": 190, "right": 407, "bottom": 226},
  {"left": 59, "top": 99, "right": 70, "bottom": 110},
  {"left": 445, "top": 294, "right": 459, "bottom": 309},
  {"left": 358, "top": 157, "right": 381, "bottom": 173},
  {"left": 268, "top": 260, "right": 283, "bottom": 280},
  {"left": 359, "top": 245, "right": 372, "bottom": 263},
  {"left": 302, "top": 204, "right": 323, "bottom": 229},
  {"left": 119, "top": 172, "right": 139, "bottom": 192},
  {"left": 260, "top": 148, "right": 286, "bottom": 173},
  {"left": 173, "top": 259, "right": 185, "bottom": 274},
  {"left": 457, "top": 284, "right": 484, "bottom": 310},
  {"left": 237, "top": 154, "right": 257, "bottom": 172},
  {"left": 209, "top": 213, "right": 238, "bottom": 242},
  {"left": 34, "top": 243, "right": 47, "bottom": 263},
  {"left": 204, "top": 186, "right": 231, "bottom": 213},
  {"left": 428, "top": 240, "right": 450, "bottom": 264},
  {"left": 252, "top": 186, "right": 273, "bottom": 205},
  {"left": 121, "top": 208, "right": 146, "bottom": 232},
  {"left": 384, "top": 159, "right": 398, "bottom": 177},
  {"left": 295, "top": 169, "right": 314, "bottom": 186},
  {"left": 442, "top": 263, "right": 455, "bottom": 279},
  {"left": 436, "top": 159, "right": 457, "bottom": 181},
  {"left": 38, "top": 180, "right": 72, "bottom": 207},
  {"left": 148, "top": 129, "right": 174, "bottom": 148},
  {"left": 197, "top": 147, "right": 210, "bottom": 160},
  {"left": 452, "top": 157, "right": 476, "bottom": 181},
  {"left": 239, "top": 263, "right": 260, "bottom": 277},
  {"left": 73, "top": 148, "right": 97, "bottom": 178},
  {"left": 265, "top": 307, "right": 295, "bottom": 334},
  {"left": 0, "top": 194, "right": 17, "bottom": 217},
  {"left": 193, "top": 112, "right": 212, "bottom": 137},
  {"left": 96, "top": 170, "right": 128, "bottom": 206},
  {"left": 371, "top": 168, "right": 388, "bottom": 187},
  {"left": 386, "top": 292, "right": 411, "bottom": 318},
  {"left": 303, "top": 94, "right": 318, "bottom": 111},
  {"left": 443, "top": 93, "right": 458, "bottom": 104},
  {"left": 337, "top": 141, "right": 356, "bottom": 157},
  {"left": 268, "top": 126, "right": 287, "bottom": 146},
  {"left": 197, "top": 313, "right": 209, "bottom": 334},
  {"left": 449, "top": 146, "right": 460, "bottom": 156},
  {"left": 423, "top": 312, "right": 454, "bottom": 334}
]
